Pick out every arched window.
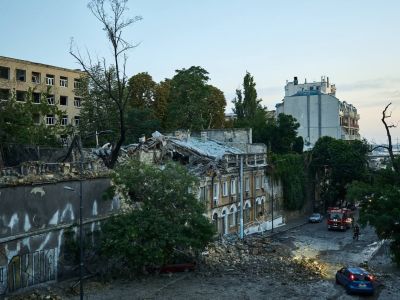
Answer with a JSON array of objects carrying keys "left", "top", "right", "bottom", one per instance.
[
  {"left": 229, "top": 207, "right": 236, "bottom": 227},
  {"left": 212, "top": 213, "right": 218, "bottom": 232},
  {"left": 244, "top": 202, "right": 251, "bottom": 223}
]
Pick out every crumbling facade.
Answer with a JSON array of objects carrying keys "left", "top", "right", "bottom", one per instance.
[{"left": 129, "top": 129, "right": 283, "bottom": 236}]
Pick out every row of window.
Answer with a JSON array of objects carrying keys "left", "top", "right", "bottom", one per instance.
[
  {"left": 0, "top": 89, "right": 81, "bottom": 107},
  {"left": 42, "top": 114, "right": 80, "bottom": 126},
  {"left": 208, "top": 175, "right": 264, "bottom": 203},
  {"left": 0, "top": 66, "right": 81, "bottom": 88}
]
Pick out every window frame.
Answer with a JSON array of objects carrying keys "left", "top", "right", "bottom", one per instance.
[
  {"left": 46, "top": 114, "right": 55, "bottom": 125},
  {"left": 46, "top": 74, "right": 55, "bottom": 86},
  {"left": 0, "top": 66, "right": 10, "bottom": 80},
  {"left": 31, "top": 71, "right": 41, "bottom": 84},
  {"left": 230, "top": 178, "right": 236, "bottom": 195},
  {"left": 60, "top": 76, "right": 68, "bottom": 87},
  {"left": 74, "top": 97, "right": 81, "bottom": 108},
  {"left": 47, "top": 94, "right": 55, "bottom": 105},
  {"left": 16, "top": 69, "right": 26, "bottom": 82}
]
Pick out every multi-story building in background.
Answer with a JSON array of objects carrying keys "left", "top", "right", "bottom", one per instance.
[
  {"left": 276, "top": 76, "right": 360, "bottom": 148},
  {"left": 0, "top": 56, "right": 84, "bottom": 127}
]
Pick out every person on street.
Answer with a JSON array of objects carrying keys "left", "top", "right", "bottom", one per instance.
[{"left": 353, "top": 223, "right": 360, "bottom": 241}]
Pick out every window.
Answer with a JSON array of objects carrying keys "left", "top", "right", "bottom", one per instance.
[
  {"left": 60, "top": 96, "right": 68, "bottom": 106},
  {"left": 74, "top": 116, "right": 80, "bottom": 126},
  {"left": 199, "top": 187, "right": 206, "bottom": 201},
  {"left": 16, "top": 69, "right": 26, "bottom": 81},
  {"left": 74, "top": 97, "right": 81, "bottom": 107},
  {"left": 60, "top": 76, "right": 68, "bottom": 87},
  {"left": 32, "top": 72, "right": 41, "bottom": 84},
  {"left": 229, "top": 207, "right": 236, "bottom": 227},
  {"left": 230, "top": 178, "right": 236, "bottom": 195},
  {"left": 245, "top": 177, "right": 250, "bottom": 192},
  {"left": 46, "top": 114, "right": 55, "bottom": 125},
  {"left": 47, "top": 94, "right": 55, "bottom": 105},
  {"left": 32, "top": 92, "right": 41, "bottom": 104},
  {"left": 0, "top": 88, "right": 10, "bottom": 101},
  {"left": 32, "top": 113, "right": 40, "bottom": 124},
  {"left": 0, "top": 66, "right": 10, "bottom": 79},
  {"left": 61, "top": 115, "right": 68, "bottom": 126},
  {"left": 0, "top": 267, "right": 3, "bottom": 283},
  {"left": 16, "top": 90, "right": 26, "bottom": 102},
  {"left": 213, "top": 182, "right": 219, "bottom": 203},
  {"left": 255, "top": 176, "right": 261, "bottom": 190},
  {"left": 46, "top": 74, "right": 54, "bottom": 85},
  {"left": 74, "top": 78, "right": 81, "bottom": 89},
  {"left": 222, "top": 181, "right": 228, "bottom": 197}
]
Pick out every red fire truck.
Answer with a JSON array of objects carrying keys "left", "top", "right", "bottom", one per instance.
[{"left": 327, "top": 207, "right": 353, "bottom": 231}]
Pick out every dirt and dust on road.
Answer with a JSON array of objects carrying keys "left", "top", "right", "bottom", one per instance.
[{"left": 7, "top": 218, "right": 400, "bottom": 300}]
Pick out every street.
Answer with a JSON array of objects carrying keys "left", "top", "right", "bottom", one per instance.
[{"left": 11, "top": 216, "right": 400, "bottom": 300}]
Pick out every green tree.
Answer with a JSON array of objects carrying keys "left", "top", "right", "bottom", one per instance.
[
  {"left": 269, "top": 114, "right": 302, "bottom": 154},
  {"left": 100, "top": 160, "right": 214, "bottom": 273},
  {"left": 166, "top": 66, "right": 226, "bottom": 131},
  {"left": 204, "top": 85, "right": 226, "bottom": 129},
  {"left": 153, "top": 79, "right": 171, "bottom": 130},
  {"left": 346, "top": 103, "right": 400, "bottom": 265},
  {"left": 232, "top": 72, "right": 270, "bottom": 143},
  {"left": 127, "top": 72, "right": 156, "bottom": 108},
  {"left": 311, "top": 136, "right": 369, "bottom": 208}
]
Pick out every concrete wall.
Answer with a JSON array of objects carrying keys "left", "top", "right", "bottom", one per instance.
[{"left": 0, "top": 177, "right": 119, "bottom": 294}]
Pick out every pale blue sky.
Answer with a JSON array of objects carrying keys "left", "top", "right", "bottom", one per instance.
[{"left": 1, "top": 0, "right": 400, "bottom": 143}]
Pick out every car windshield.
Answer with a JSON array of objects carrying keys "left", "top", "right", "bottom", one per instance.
[
  {"left": 328, "top": 213, "right": 343, "bottom": 219},
  {"left": 311, "top": 214, "right": 320, "bottom": 218}
]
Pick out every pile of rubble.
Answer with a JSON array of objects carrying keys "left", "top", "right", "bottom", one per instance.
[
  {"left": 8, "top": 289, "right": 62, "bottom": 300},
  {"left": 199, "top": 235, "right": 328, "bottom": 282}
]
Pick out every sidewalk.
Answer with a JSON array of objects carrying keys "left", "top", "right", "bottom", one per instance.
[{"left": 263, "top": 215, "right": 309, "bottom": 238}]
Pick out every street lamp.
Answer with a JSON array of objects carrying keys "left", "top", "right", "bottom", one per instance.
[
  {"left": 64, "top": 183, "right": 83, "bottom": 300},
  {"left": 63, "top": 135, "right": 85, "bottom": 300}
]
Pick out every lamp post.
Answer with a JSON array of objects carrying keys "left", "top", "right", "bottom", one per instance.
[{"left": 63, "top": 135, "right": 84, "bottom": 300}]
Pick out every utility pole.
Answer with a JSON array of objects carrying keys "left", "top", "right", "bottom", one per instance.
[
  {"left": 77, "top": 135, "right": 84, "bottom": 300},
  {"left": 239, "top": 155, "right": 244, "bottom": 239},
  {"left": 271, "top": 176, "right": 274, "bottom": 233}
]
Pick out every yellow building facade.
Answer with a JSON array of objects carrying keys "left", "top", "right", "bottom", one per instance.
[{"left": 0, "top": 56, "right": 84, "bottom": 126}]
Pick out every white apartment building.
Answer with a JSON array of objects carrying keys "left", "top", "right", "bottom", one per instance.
[{"left": 276, "top": 76, "right": 360, "bottom": 148}]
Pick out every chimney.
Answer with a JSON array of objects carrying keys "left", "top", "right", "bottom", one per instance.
[{"left": 294, "top": 76, "right": 298, "bottom": 85}]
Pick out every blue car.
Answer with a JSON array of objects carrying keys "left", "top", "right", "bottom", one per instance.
[{"left": 336, "top": 267, "right": 375, "bottom": 295}]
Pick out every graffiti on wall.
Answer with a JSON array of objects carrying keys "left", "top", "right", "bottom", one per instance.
[{"left": 6, "top": 248, "right": 57, "bottom": 293}]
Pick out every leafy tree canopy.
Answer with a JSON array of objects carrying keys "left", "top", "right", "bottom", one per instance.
[{"left": 100, "top": 160, "right": 215, "bottom": 273}]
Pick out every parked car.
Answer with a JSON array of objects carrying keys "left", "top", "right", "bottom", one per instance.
[
  {"left": 308, "top": 213, "right": 323, "bottom": 223},
  {"left": 335, "top": 267, "right": 375, "bottom": 295}
]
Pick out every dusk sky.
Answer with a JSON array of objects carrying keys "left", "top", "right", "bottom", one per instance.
[{"left": 1, "top": 0, "right": 399, "bottom": 144}]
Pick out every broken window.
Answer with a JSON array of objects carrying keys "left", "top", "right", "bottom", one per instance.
[
  {"left": 230, "top": 178, "right": 236, "bottom": 195},
  {"left": 16, "top": 90, "right": 27, "bottom": 102},
  {"left": 74, "top": 116, "right": 80, "bottom": 126},
  {"left": 222, "top": 181, "right": 228, "bottom": 197},
  {"left": 16, "top": 69, "right": 26, "bottom": 81},
  {"left": 47, "top": 95, "right": 55, "bottom": 105},
  {"left": 32, "top": 113, "right": 40, "bottom": 124},
  {"left": 61, "top": 115, "right": 68, "bottom": 126},
  {"left": 46, "top": 114, "right": 55, "bottom": 125},
  {"left": 74, "top": 97, "right": 81, "bottom": 107},
  {"left": 60, "top": 76, "right": 68, "bottom": 87},
  {"left": 0, "top": 88, "right": 10, "bottom": 101},
  {"left": 60, "top": 95, "right": 68, "bottom": 106},
  {"left": 32, "top": 72, "right": 41, "bottom": 84},
  {"left": 46, "top": 74, "right": 54, "bottom": 85},
  {"left": 32, "top": 92, "right": 41, "bottom": 104},
  {"left": 229, "top": 207, "right": 236, "bottom": 227},
  {"left": 0, "top": 66, "right": 10, "bottom": 79},
  {"left": 245, "top": 177, "right": 250, "bottom": 192},
  {"left": 74, "top": 78, "right": 81, "bottom": 89}
]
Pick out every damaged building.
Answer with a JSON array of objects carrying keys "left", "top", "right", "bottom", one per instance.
[{"left": 129, "top": 128, "right": 284, "bottom": 236}]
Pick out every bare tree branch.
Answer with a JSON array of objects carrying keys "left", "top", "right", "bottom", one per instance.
[
  {"left": 381, "top": 102, "right": 399, "bottom": 174},
  {"left": 70, "top": 0, "right": 142, "bottom": 168}
]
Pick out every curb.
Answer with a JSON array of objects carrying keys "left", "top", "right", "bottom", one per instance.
[{"left": 264, "top": 221, "right": 309, "bottom": 238}]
